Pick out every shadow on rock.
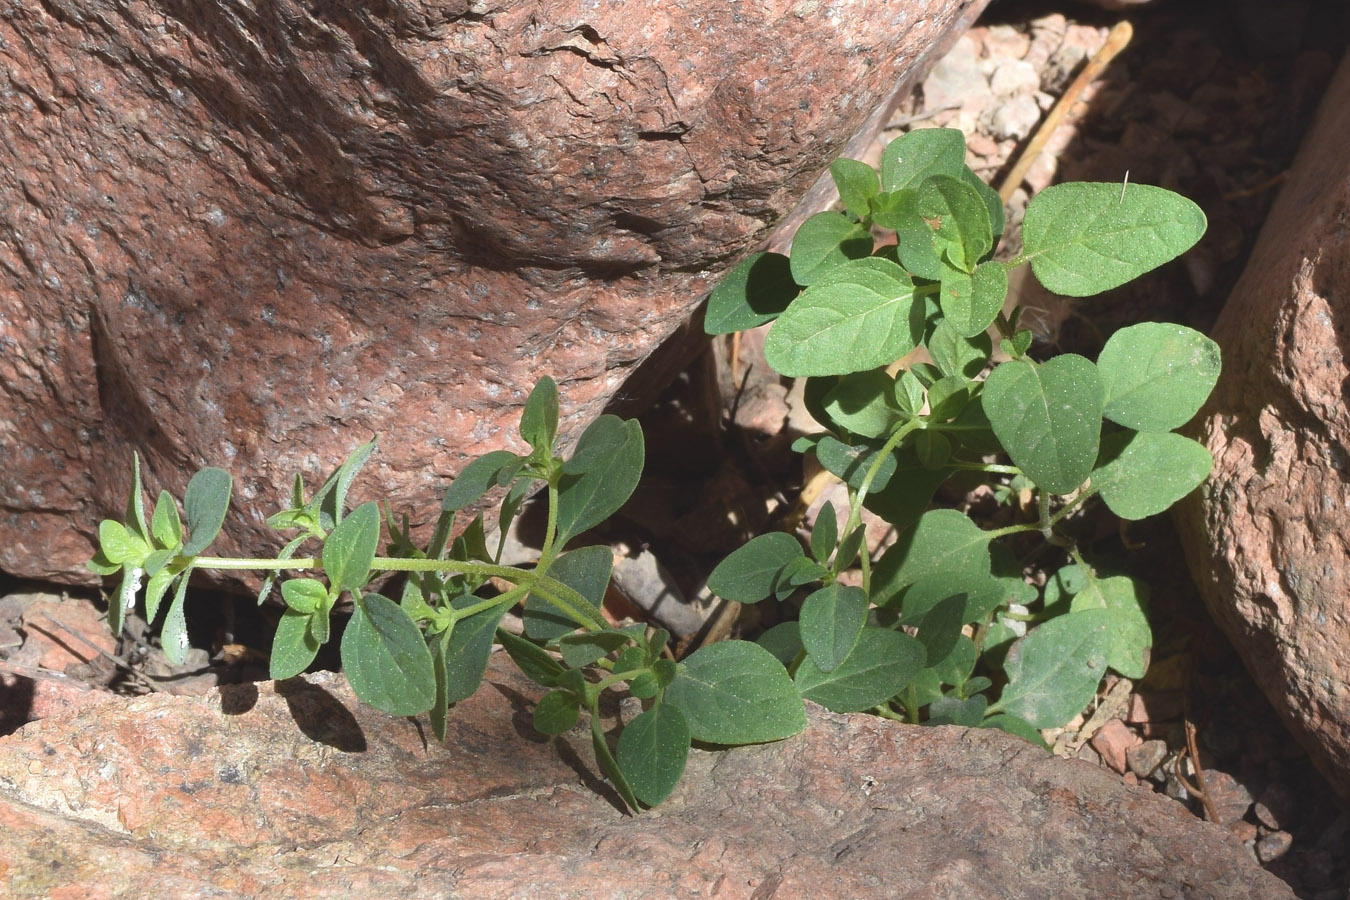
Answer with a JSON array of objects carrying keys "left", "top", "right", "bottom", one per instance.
[{"left": 274, "top": 677, "right": 366, "bottom": 752}]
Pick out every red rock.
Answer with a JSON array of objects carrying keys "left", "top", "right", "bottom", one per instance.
[
  {"left": 0, "top": 654, "right": 1297, "bottom": 898},
  {"left": 1089, "top": 716, "right": 1141, "bottom": 775},
  {"left": 13, "top": 597, "right": 116, "bottom": 674},
  {"left": 0, "top": 0, "right": 990, "bottom": 585},
  {"left": 1177, "top": 51, "right": 1350, "bottom": 799}
]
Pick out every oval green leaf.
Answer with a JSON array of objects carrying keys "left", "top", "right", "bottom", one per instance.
[
  {"left": 1097, "top": 322, "right": 1221, "bottom": 432},
  {"left": 982, "top": 355, "right": 1103, "bottom": 495},
  {"left": 323, "top": 501, "right": 380, "bottom": 594},
  {"left": 555, "top": 418, "right": 644, "bottom": 545},
  {"left": 1022, "top": 182, "right": 1207, "bottom": 297},
  {"left": 991, "top": 608, "right": 1110, "bottom": 729},
  {"left": 765, "top": 258, "right": 922, "bottom": 377},
  {"left": 872, "top": 509, "right": 993, "bottom": 607},
  {"left": 789, "top": 211, "right": 875, "bottom": 285},
  {"left": 794, "top": 627, "right": 925, "bottom": 713},
  {"left": 181, "top": 467, "right": 232, "bottom": 556},
  {"left": 442, "top": 449, "right": 521, "bottom": 512},
  {"left": 341, "top": 592, "right": 436, "bottom": 716},
  {"left": 270, "top": 609, "right": 321, "bottom": 680},
  {"left": 616, "top": 703, "right": 691, "bottom": 807},
  {"left": 799, "top": 583, "right": 869, "bottom": 673},
  {"left": 1093, "top": 430, "right": 1212, "bottom": 520},
  {"left": 880, "top": 128, "right": 967, "bottom": 192},
  {"left": 830, "top": 157, "right": 880, "bottom": 220},
  {"left": 704, "top": 251, "right": 799, "bottom": 335},
  {"left": 663, "top": 641, "right": 807, "bottom": 744},
  {"left": 706, "top": 533, "right": 804, "bottom": 605},
  {"left": 1070, "top": 574, "right": 1151, "bottom": 679}
]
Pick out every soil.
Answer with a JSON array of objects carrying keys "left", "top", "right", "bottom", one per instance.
[{"left": 2, "top": 1, "right": 1348, "bottom": 896}]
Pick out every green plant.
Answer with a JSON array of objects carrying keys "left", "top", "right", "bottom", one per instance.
[
  {"left": 703, "top": 128, "right": 1218, "bottom": 739},
  {"left": 88, "top": 380, "right": 804, "bottom": 811},
  {"left": 88, "top": 128, "right": 1218, "bottom": 810}
]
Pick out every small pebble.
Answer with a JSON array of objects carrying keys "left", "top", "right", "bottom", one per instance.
[
  {"left": 1255, "top": 829, "right": 1294, "bottom": 864},
  {"left": 1228, "top": 820, "right": 1258, "bottom": 844},
  {"left": 1127, "top": 739, "right": 1168, "bottom": 778},
  {"left": 1254, "top": 781, "right": 1298, "bottom": 830},
  {"left": 1202, "top": 770, "right": 1255, "bottom": 828}
]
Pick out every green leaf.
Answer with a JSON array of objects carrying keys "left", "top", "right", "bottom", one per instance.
[
  {"left": 927, "top": 320, "right": 992, "bottom": 381},
  {"left": 815, "top": 437, "right": 898, "bottom": 493},
  {"left": 1070, "top": 575, "right": 1151, "bottom": 679},
  {"left": 980, "top": 713, "right": 1048, "bottom": 748},
  {"left": 926, "top": 376, "right": 970, "bottom": 422},
  {"left": 591, "top": 715, "right": 641, "bottom": 813},
  {"left": 898, "top": 572, "right": 1008, "bottom": 625},
  {"left": 821, "top": 370, "right": 900, "bottom": 439},
  {"left": 270, "top": 609, "right": 321, "bottom": 680},
  {"left": 915, "top": 594, "right": 966, "bottom": 671},
  {"left": 757, "top": 621, "right": 804, "bottom": 667},
  {"left": 992, "top": 608, "right": 1111, "bottom": 729},
  {"left": 706, "top": 533, "right": 804, "bottom": 604},
  {"left": 927, "top": 693, "right": 988, "bottom": 726},
  {"left": 931, "top": 633, "right": 978, "bottom": 688},
  {"left": 960, "top": 165, "right": 1005, "bottom": 244},
  {"left": 181, "top": 467, "right": 232, "bottom": 556},
  {"left": 160, "top": 573, "right": 192, "bottom": 666},
  {"left": 862, "top": 450, "right": 956, "bottom": 532},
  {"left": 523, "top": 545, "right": 612, "bottom": 640},
  {"left": 520, "top": 376, "right": 560, "bottom": 455},
  {"left": 872, "top": 509, "right": 993, "bottom": 606},
  {"left": 341, "top": 592, "right": 436, "bottom": 716},
  {"left": 1097, "top": 322, "right": 1221, "bottom": 432},
  {"left": 281, "top": 577, "right": 327, "bottom": 615},
  {"left": 559, "top": 630, "right": 630, "bottom": 669},
  {"left": 97, "top": 519, "right": 138, "bottom": 566},
  {"left": 794, "top": 627, "right": 925, "bottom": 713},
  {"left": 873, "top": 191, "right": 944, "bottom": 281},
  {"left": 533, "top": 689, "right": 581, "bottom": 735},
  {"left": 1022, "top": 183, "right": 1207, "bottom": 297},
  {"left": 497, "top": 629, "right": 567, "bottom": 687},
  {"left": 323, "top": 501, "right": 380, "bottom": 594},
  {"left": 764, "top": 258, "right": 922, "bottom": 377},
  {"left": 555, "top": 417, "right": 644, "bottom": 545},
  {"left": 830, "top": 157, "right": 881, "bottom": 220},
  {"left": 914, "top": 430, "right": 951, "bottom": 469},
  {"left": 143, "top": 566, "right": 175, "bottom": 623},
  {"left": 150, "top": 491, "right": 183, "bottom": 550},
  {"left": 799, "top": 583, "right": 869, "bottom": 672},
  {"left": 982, "top": 355, "right": 1103, "bottom": 495},
  {"left": 809, "top": 500, "right": 838, "bottom": 565},
  {"left": 1093, "top": 430, "right": 1213, "bottom": 520},
  {"left": 442, "top": 450, "right": 521, "bottom": 513},
  {"left": 313, "top": 439, "right": 378, "bottom": 530},
  {"left": 704, "top": 252, "right": 799, "bottom": 335},
  {"left": 663, "top": 641, "right": 807, "bottom": 744},
  {"left": 789, "top": 211, "right": 874, "bottom": 285},
  {"left": 893, "top": 370, "right": 926, "bottom": 418},
  {"left": 919, "top": 174, "right": 993, "bottom": 273},
  {"left": 444, "top": 598, "right": 510, "bottom": 704},
  {"left": 880, "top": 128, "right": 966, "bottom": 192},
  {"left": 941, "top": 260, "right": 1007, "bottom": 338},
  {"left": 617, "top": 703, "right": 691, "bottom": 807},
  {"left": 120, "top": 454, "right": 150, "bottom": 546}
]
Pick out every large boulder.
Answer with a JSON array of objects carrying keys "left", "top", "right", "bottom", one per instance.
[
  {"left": 1177, "top": 51, "right": 1350, "bottom": 798},
  {"left": 0, "top": 653, "right": 1293, "bottom": 898},
  {"left": 0, "top": 0, "right": 987, "bottom": 584}
]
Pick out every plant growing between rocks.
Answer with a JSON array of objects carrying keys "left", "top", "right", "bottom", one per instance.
[{"left": 89, "top": 129, "right": 1218, "bottom": 811}]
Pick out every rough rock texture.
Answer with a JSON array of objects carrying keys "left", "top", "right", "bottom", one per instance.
[
  {"left": 0, "top": 653, "right": 1291, "bottom": 899},
  {"left": 1176, "top": 51, "right": 1350, "bottom": 799},
  {"left": 0, "top": 0, "right": 988, "bottom": 584}
]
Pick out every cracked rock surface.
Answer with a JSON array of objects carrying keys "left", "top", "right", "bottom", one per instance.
[
  {"left": 0, "top": 0, "right": 985, "bottom": 584},
  {"left": 0, "top": 653, "right": 1292, "bottom": 898}
]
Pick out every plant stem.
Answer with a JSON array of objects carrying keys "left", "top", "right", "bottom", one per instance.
[
  {"left": 192, "top": 554, "right": 607, "bottom": 631},
  {"left": 835, "top": 418, "right": 923, "bottom": 590}
]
